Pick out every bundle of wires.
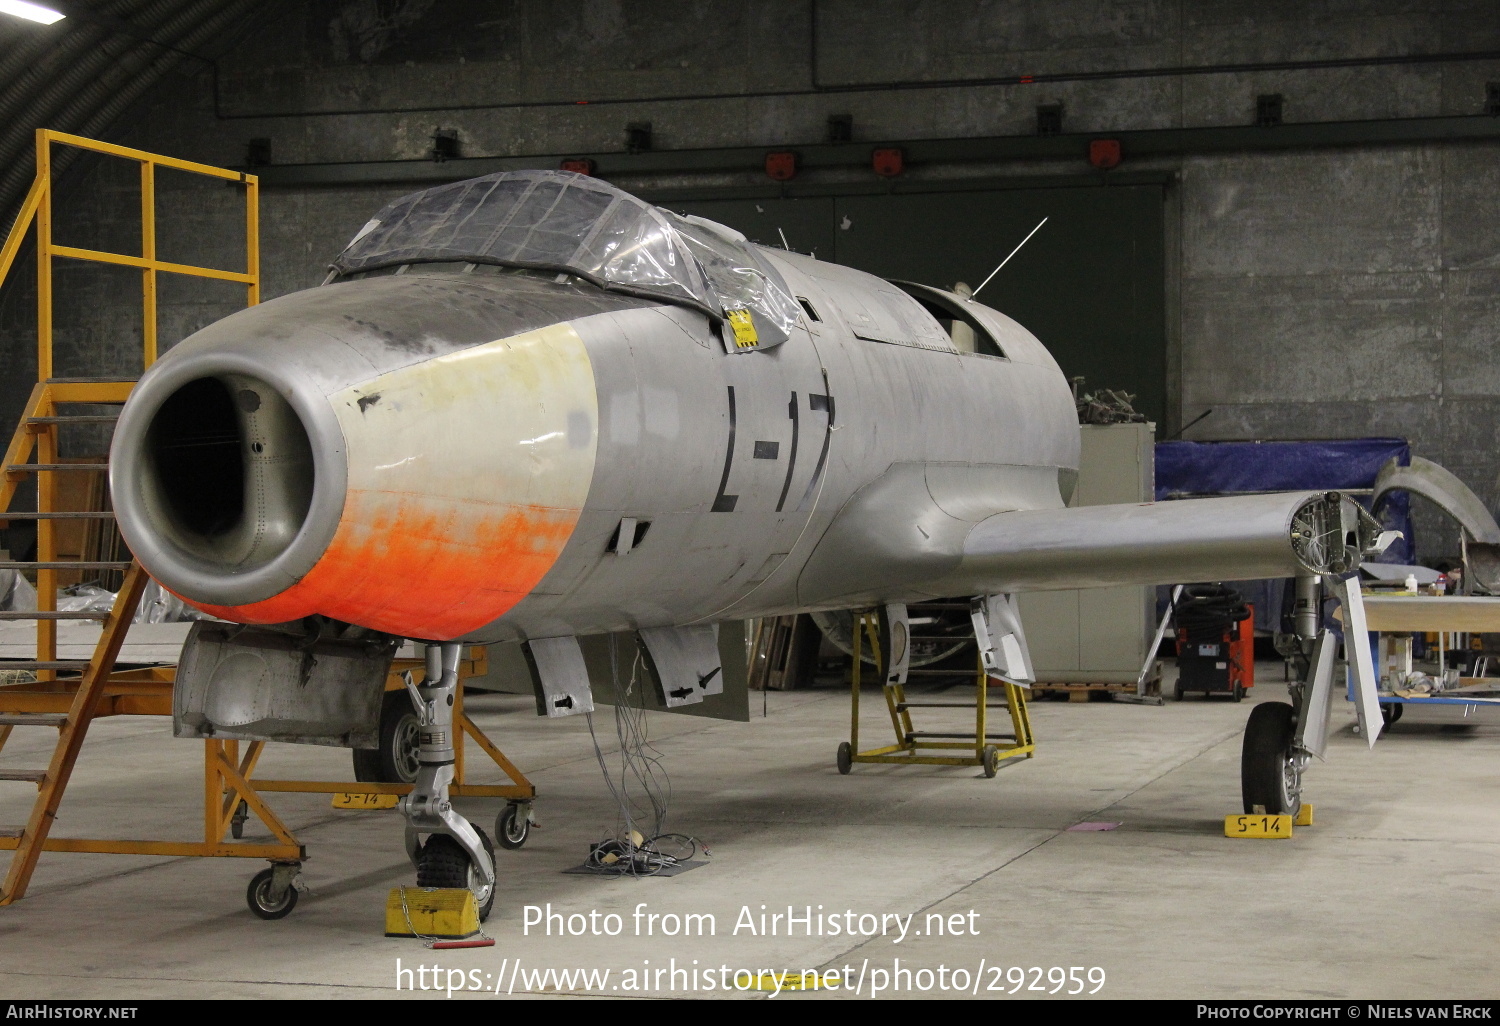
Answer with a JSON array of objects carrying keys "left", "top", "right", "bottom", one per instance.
[
  {"left": 584, "top": 634, "right": 707, "bottom": 876},
  {"left": 1175, "top": 584, "right": 1250, "bottom": 643}
]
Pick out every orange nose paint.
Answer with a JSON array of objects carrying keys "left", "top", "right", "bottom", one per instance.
[{"left": 191, "top": 494, "right": 581, "bottom": 638}]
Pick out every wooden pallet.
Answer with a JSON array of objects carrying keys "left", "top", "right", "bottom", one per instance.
[{"left": 1033, "top": 669, "right": 1162, "bottom": 702}]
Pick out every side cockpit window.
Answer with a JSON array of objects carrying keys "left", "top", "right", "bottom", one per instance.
[{"left": 891, "top": 281, "right": 1007, "bottom": 359}]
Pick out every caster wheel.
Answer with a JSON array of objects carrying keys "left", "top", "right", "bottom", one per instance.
[
  {"left": 836, "top": 741, "right": 852, "bottom": 775},
  {"left": 230, "top": 799, "right": 248, "bottom": 840},
  {"left": 496, "top": 803, "right": 530, "bottom": 850},
  {"left": 1241, "top": 701, "right": 1301, "bottom": 817},
  {"left": 1173, "top": 682, "right": 1184, "bottom": 701},
  {"left": 353, "top": 689, "right": 421, "bottom": 784},
  {"left": 246, "top": 866, "right": 299, "bottom": 920},
  {"left": 417, "top": 829, "right": 496, "bottom": 922},
  {"left": 981, "top": 745, "right": 1000, "bottom": 779},
  {"left": 1232, "top": 683, "right": 1245, "bottom": 702},
  {"left": 1381, "top": 703, "right": 1404, "bottom": 727}
]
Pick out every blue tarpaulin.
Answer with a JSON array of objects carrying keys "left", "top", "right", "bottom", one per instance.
[
  {"left": 1153, "top": 438, "right": 1413, "bottom": 633},
  {"left": 1155, "top": 438, "right": 1411, "bottom": 502}
]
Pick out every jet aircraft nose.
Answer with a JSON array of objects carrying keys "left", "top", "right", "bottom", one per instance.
[{"left": 110, "top": 274, "right": 604, "bottom": 640}]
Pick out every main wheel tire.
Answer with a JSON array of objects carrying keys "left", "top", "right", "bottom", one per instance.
[
  {"left": 246, "top": 866, "right": 298, "bottom": 920},
  {"left": 353, "top": 690, "right": 422, "bottom": 784},
  {"left": 981, "top": 744, "right": 1000, "bottom": 778},
  {"left": 1241, "top": 701, "right": 1300, "bottom": 817},
  {"left": 417, "top": 829, "right": 496, "bottom": 922},
  {"left": 836, "top": 741, "right": 852, "bottom": 775},
  {"left": 496, "top": 803, "right": 529, "bottom": 850}
]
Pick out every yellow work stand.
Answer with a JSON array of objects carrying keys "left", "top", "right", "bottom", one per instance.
[{"left": 836, "top": 612, "right": 1035, "bottom": 778}]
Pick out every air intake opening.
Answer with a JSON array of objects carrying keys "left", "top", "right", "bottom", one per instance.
[
  {"left": 150, "top": 378, "right": 244, "bottom": 536},
  {"left": 145, "top": 374, "right": 313, "bottom": 570}
]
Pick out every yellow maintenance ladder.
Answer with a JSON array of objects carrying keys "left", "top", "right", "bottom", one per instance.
[
  {"left": 0, "top": 131, "right": 537, "bottom": 909},
  {"left": 0, "top": 129, "right": 287, "bottom": 904},
  {"left": 837, "top": 610, "right": 1035, "bottom": 778}
]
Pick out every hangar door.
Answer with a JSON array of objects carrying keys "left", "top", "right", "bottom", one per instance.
[{"left": 671, "top": 185, "right": 1166, "bottom": 424}]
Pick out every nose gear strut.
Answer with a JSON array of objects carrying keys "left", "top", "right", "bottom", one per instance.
[{"left": 398, "top": 642, "right": 496, "bottom": 915}]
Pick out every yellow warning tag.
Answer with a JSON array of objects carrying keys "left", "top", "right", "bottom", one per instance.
[
  {"left": 726, "top": 309, "right": 759, "bottom": 348},
  {"left": 1224, "top": 813, "right": 1292, "bottom": 839},
  {"left": 332, "top": 792, "right": 399, "bottom": 810}
]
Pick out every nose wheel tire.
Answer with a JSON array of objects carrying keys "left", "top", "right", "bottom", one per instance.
[
  {"left": 246, "top": 866, "right": 299, "bottom": 920},
  {"left": 1241, "top": 701, "right": 1301, "bottom": 817},
  {"left": 496, "top": 803, "right": 530, "bottom": 850},
  {"left": 417, "top": 829, "right": 496, "bottom": 922},
  {"left": 352, "top": 689, "right": 421, "bottom": 784}
]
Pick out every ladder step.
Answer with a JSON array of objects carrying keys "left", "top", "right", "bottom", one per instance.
[
  {"left": 6, "top": 464, "right": 109, "bottom": 473},
  {"left": 27, "top": 416, "right": 120, "bottom": 424},
  {"left": 896, "top": 702, "right": 1014, "bottom": 710},
  {"left": 0, "top": 769, "right": 46, "bottom": 783},
  {"left": 45, "top": 377, "right": 138, "bottom": 385},
  {"left": 0, "top": 562, "right": 131, "bottom": 570},
  {"left": 0, "top": 611, "right": 108, "bottom": 620},
  {"left": 0, "top": 714, "right": 67, "bottom": 727},
  {"left": 0, "top": 661, "right": 91, "bottom": 670},
  {"left": 0, "top": 826, "right": 22, "bottom": 838},
  {"left": 0, "top": 511, "right": 116, "bottom": 519},
  {"left": 905, "top": 732, "right": 1017, "bottom": 741}
]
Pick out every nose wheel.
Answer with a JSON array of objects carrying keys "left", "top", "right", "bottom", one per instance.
[{"left": 417, "top": 829, "right": 496, "bottom": 921}]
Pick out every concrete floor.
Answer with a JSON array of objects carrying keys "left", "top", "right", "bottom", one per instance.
[{"left": 0, "top": 665, "right": 1496, "bottom": 1000}]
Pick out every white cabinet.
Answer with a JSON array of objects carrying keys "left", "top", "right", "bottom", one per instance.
[{"left": 1018, "top": 423, "right": 1156, "bottom": 684}]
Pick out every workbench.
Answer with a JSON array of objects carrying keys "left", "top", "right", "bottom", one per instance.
[{"left": 1345, "top": 594, "right": 1500, "bottom": 721}]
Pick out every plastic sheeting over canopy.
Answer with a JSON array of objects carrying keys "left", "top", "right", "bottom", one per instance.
[{"left": 331, "top": 170, "right": 801, "bottom": 350}]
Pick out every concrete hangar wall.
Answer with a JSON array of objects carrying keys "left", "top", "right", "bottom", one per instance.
[{"left": 3, "top": 0, "right": 1499, "bottom": 557}]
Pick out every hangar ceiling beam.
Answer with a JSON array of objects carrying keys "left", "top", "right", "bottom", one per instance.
[{"left": 244, "top": 113, "right": 1500, "bottom": 191}]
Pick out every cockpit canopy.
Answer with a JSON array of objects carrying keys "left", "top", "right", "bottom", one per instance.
[{"left": 332, "top": 169, "right": 801, "bottom": 348}]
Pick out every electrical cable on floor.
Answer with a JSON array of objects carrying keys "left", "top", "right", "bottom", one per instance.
[{"left": 583, "top": 634, "right": 709, "bottom": 876}]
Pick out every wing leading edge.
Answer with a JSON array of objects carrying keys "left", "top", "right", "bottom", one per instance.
[{"left": 953, "top": 490, "right": 1385, "bottom": 595}]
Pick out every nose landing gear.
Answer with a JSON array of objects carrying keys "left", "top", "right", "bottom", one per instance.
[{"left": 398, "top": 642, "right": 497, "bottom": 921}]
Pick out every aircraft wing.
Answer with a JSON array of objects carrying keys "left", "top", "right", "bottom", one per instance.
[
  {"left": 798, "top": 482, "right": 1385, "bottom": 608},
  {"left": 954, "top": 490, "right": 1380, "bottom": 594}
]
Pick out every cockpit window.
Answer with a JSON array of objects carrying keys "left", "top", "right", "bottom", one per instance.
[{"left": 331, "top": 170, "right": 801, "bottom": 350}]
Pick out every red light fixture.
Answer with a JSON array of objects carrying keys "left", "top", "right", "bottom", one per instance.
[
  {"left": 765, "top": 151, "right": 797, "bottom": 181},
  {"left": 560, "top": 158, "right": 596, "bottom": 176},
  {"left": 872, "top": 147, "right": 904, "bottom": 177},
  {"left": 1088, "top": 139, "right": 1121, "bottom": 170}
]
